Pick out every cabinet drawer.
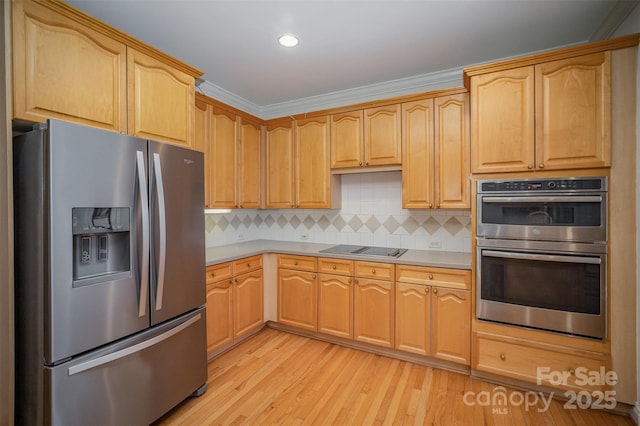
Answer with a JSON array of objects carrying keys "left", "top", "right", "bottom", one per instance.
[
  {"left": 278, "top": 255, "right": 317, "bottom": 272},
  {"left": 473, "top": 332, "right": 609, "bottom": 392},
  {"left": 206, "top": 262, "right": 233, "bottom": 285},
  {"left": 233, "top": 255, "right": 263, "bottom": 275},
  {"left": 396, "top": 265, "right": 470, "bottom": 290},
  {"left": 318, "top": 257, "right": 354, "bottom": 276},
  {"left": 354, "top": 261, "right": 395, "bottom": 281}
]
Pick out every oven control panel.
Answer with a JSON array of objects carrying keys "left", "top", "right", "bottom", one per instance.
[{"left": 479, "top": 177, "right": 605, "bottom": 192}]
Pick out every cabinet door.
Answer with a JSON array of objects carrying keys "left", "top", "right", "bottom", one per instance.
[
  {"left": 296, "top": 116, "right": 332, "bottom": 208},
  {"left": 277, "top": 269, "right": 317, "bottom": 331},
  {"left": 206, "top": 280, "right": 234, "bottom": 355},
  {"left": 12, "top": 0, "right": 127, "bottom": 132},
  {"left": 435, "top": 94, "right": 470, "bottom": 209},
  {"left": 209, "top": 107, "right": 238, "bottom": 208},
  {"left": 234, "top": 270, "right": 264, "bottom": 338},
  {"left": 238, "top": 118, "right": 262, "bottom": 209},
  {"left": 127, "top": 48, "right": 195, "bottom": 148},
  {"left": 331, "top": 111, "right": 364, "bottom": 168},
  {"left": 318, "top": 274, "right": 353, "bottom": 339},
  {"left": 535, "top": 52, "right": 611, "bottom": 170},
  {"left": 353, "top": 278, "right": 394, "bottom": 348},
  {"left": 265, "top": 122, "right": 295, "bottom": 208},
  {"left": 395, "top": 283, "right": 430, "bottom": 356},
  {"left": 401, "top": 99, "right": 435, "bottom": 208},
  {"left": 194, "top": 99, "right": 210, "bottom": 207},
  {"left": 364, "top": 105, "right": 402, "bottom": 166},
  {"left": 471, "top": 66, "right": 535, "bottom": 173},
  {"left": 431, "top": 287, "right": 470, "bottom": 365}
]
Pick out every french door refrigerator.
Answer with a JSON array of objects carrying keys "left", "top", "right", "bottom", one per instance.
[{"left": 13, "top": 119, "right": 207, "bottom": 425}]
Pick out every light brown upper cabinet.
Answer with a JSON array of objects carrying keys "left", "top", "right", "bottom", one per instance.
[
  {"left": 266, "top": 117, "right": 339, "bottom": 209},
  {"left": 295, "top": 116, "right": 340, "bottom": 209},
  {"left": 195, "top": 93, "right": 263, "bottom": 209},
  {"left": 331, "top": 105, "right": 402, "bottom": 170},
  {"left": 12, "top": 0, "right": 127, "bottom": 133},
  {"left": 207, "top": 107, "right": 238, "bottom": 208},
  {"left": 126, "top": 48, "right": 195, "bottom": 147},
  {"left": 265, "top": 121, "right": 295, "bottom": 208},
  {"left": 238, "top": 118, "right": 263, "bottom": 209},
  {"left": 470, "top": 52, "right": 611, "bottom": 173},
  {"left": 12, "top": 0, "right": 201, "bottom": 148},
  {"left": 402, "top": 94, "right": 470, "bottom": 209}
]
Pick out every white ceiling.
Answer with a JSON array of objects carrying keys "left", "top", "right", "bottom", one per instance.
[{"left": 66, "top": 0, "right": 638, "bottom": 119}]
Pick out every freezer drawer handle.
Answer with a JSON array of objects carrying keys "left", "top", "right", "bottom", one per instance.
[
  {"left": 153, "top": 153, "right": 167, "bottom": 311},
  {"left": 67, "top": 313, "right": 202, "bottom": 376},
  {"left": 136, "top": 151, "right": 149, "bottom": 318}
]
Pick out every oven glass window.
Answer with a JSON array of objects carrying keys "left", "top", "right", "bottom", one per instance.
[
  {"left": 481, "top": 201, "right": 601, "bottom": 226},
  {"left": 480, "top": 252, "right": 601, "bottom": 314}
]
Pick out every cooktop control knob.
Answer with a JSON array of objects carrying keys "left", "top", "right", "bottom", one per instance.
[{"left": 547, "top": 181, "right": 557, "bottom": 189}]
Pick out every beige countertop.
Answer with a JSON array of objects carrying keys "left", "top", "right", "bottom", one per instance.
[{"left": 206, "top": 239, "right": 471, "bottom": 270}]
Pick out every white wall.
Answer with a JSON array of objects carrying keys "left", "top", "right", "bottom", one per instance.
[
  {"left": 206, "top": 171, "right": 472, "bottom": 252},
  {"left": 613, "top": 5, "right": 640, "bottom": 420}
]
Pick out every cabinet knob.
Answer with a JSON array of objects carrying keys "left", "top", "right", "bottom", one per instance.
[
  {"left": 436, "top": 204, "right": 440, "bottom": 208},
  {"left": 355, "top": 279, "right": 359, "bottom": 284},
  {"left": 428, "top": 274, "right": 433, "bottom": 280},
  {"left": 332, "top": 265, "right": 336, "bottom": 270},
  {"left": 229, "top": 279, "right": 234, "bottom": 284},
  {"left": 365, "top": 161, "right": 369, "bottom": 166},
  {"left": 539, "top": 163, "right": 545, "bottom": 169},
  {"left": 211, "top": 272, "right": 215, "bottom": 277},
  {"left": 499, "top": 353, "right": 506, "bottom": 361},
  {"left": 312, "top": 274, "right": 316, "bottom": 279},
  {"left": 247, "top": 263, "right": 251, "bottom": 268},
  {"left": 568, "top": 368, "right": 575, "bottom": 376},
  {"left": 294, "top": 261, "right": 298, "bottom": 265},
  {"left": 359, "top": 162, "right": 363, "bottom": 166},
  {"left": 348, "top": 278, "right": 352, "bottom": 283},
  {"left": 527, "top": 164, "right": 533, "bottom": 169},
  {"left": 433, "top": 288, "right": 438, "bottom": 294},
  {"left": 371, "top": 269, "right": 376, "bottom": 274},
  {"left": 291, "top": 204, "right": 295, "bottom": 208},
  {"left": 425, "top": 287, "right": 429, "bottom": 294},
  {"left": 239, "top": 204, "right": 243, "bottom": 208},
  {"left": 427, "top": 203, "right": 432, "bottom": 208}
]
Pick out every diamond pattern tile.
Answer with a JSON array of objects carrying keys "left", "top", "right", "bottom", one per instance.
[
  {"left": 230, "top": 216, "right": 242, "bottom": 229},
  {"left": 303, "top": 215, "right": 316, "bottom": 229},
  {"left": 332, "top": 216, "right": 347, "bottom": 231},
  {"left": 317, "top": 216, "right": 331, "bottom": 231},
  {"left": 289, "top": 215, "right": 302, "bottom": 229},
  {"left": 205, "top": 216, "right": 215, "bottom": 233},
  {"left": 423, "top": 217, "right": 441, "bottom": 235},
  {"left": 276, "top": 214, "right": 288, "bottom": 228},
  {"left": 264, "top": 214, "right": 275, "bottom": 227},
  {"left": 383, "top": 217, "right": 400, "bottom": 233},
  {"left": 217, "top": 216, "right": 229, "bottom": 231},
  {"left": 242, "top": 215, "right": 253, "bottom": 228},
  {"left": 402, "top": 217, "right": 421, "bottom": 234},
  {"left": 365, "top": 215, "right": 381, "bottom": 233},
  {"left": 443, "top": 216, "right": 464, "bottom": 235},
  {"left": 254, "top": 215, "right": 263, "bottom": 227},
  {"left": 348, "top": 216, "right": 363, "bottom": 232}
]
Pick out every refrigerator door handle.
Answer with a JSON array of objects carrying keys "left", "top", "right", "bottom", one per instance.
[
  {"left": 136, "top": 151, "right": 149, "bottom": 318},
  {"left": 67, "top": 313, "right": 202, "bottom": 376},
  {"left": 153, "top": 153, "right": 167, "bottom": 311}
]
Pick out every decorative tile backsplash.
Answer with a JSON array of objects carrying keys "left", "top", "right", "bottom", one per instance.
[{"left": 205, "top": 171, "right": 472, "bottom": 252}]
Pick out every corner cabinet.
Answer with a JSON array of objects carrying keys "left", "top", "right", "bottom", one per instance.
[
  {"left": 205, "top": 256, "right": 263, "bottom": 357},
  {"left": 402, "top": 93, "right": 470, "bottom": 209},
  {"left": 195, "top": 93, "right": 263, "bottom": 208},
  {"left": 469, "top": 52, "right": 611, "bottom": 173},
  {"left": 12, "top": 0, "right": 201, "bottom": 148}
]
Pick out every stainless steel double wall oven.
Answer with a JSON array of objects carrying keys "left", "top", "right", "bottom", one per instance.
[{"left": 476, "top": 177, "right": 607, "bottom": 340}]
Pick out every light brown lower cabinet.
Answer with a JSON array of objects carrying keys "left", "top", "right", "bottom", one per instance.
[
  {"left": 318, "top": 274, "right": 353, "bottom": 339},
  {"left": 277, "top": 255, "right": 318, "bottom": 331},
  {"left": 206, "top": 256, "right": 263, "bottom": 356},
  {"left": 395, "top": 265, "right": 471, "bottom": 365},
  {"left": 353, "top": 278, "right": 395, "bottom": 348}
]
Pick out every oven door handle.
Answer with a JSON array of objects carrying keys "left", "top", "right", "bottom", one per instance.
[
  {"left": 481, "top": 196, "right": 602, "bottom": 204},
  {"left": 482, "top": 250, "right": 602, "bottom": 265}
]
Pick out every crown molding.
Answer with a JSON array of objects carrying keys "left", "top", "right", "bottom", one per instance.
[
  {"left": 197, "top": 67, "right": 463, "bottom": 120},
  {"left": 590, "top": 0, "right": 640, "bottom": 41}
]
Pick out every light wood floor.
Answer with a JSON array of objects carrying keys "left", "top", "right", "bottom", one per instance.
[{"left": 155, "top": 327, "right": 633, "bottom": 425}]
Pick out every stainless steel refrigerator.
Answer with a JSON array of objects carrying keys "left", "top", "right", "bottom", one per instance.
[{"left": 13, "top": 119, "right": 207, "bottom": 425}]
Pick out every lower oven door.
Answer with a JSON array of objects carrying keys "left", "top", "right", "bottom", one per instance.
[{"left": 476, "top": 239, "right": 606, "bottom": 340}]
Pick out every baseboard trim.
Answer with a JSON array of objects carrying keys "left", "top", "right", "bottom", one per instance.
[{"left": 631, "top": 404, "right": 640, "bottom": 425}]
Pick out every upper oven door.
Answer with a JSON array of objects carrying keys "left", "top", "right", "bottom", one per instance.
[{"left": 477, "top": 193, "right": 606, "bottom": 243}]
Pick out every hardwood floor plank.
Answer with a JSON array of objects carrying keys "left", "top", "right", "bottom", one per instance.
[{"left": 155, "top": 329, "right": 634, "bottom": 426}]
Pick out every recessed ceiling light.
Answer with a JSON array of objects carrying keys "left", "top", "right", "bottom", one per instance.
[{"left": 278, "top": 34, "right": 299, "bottom": 48}]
